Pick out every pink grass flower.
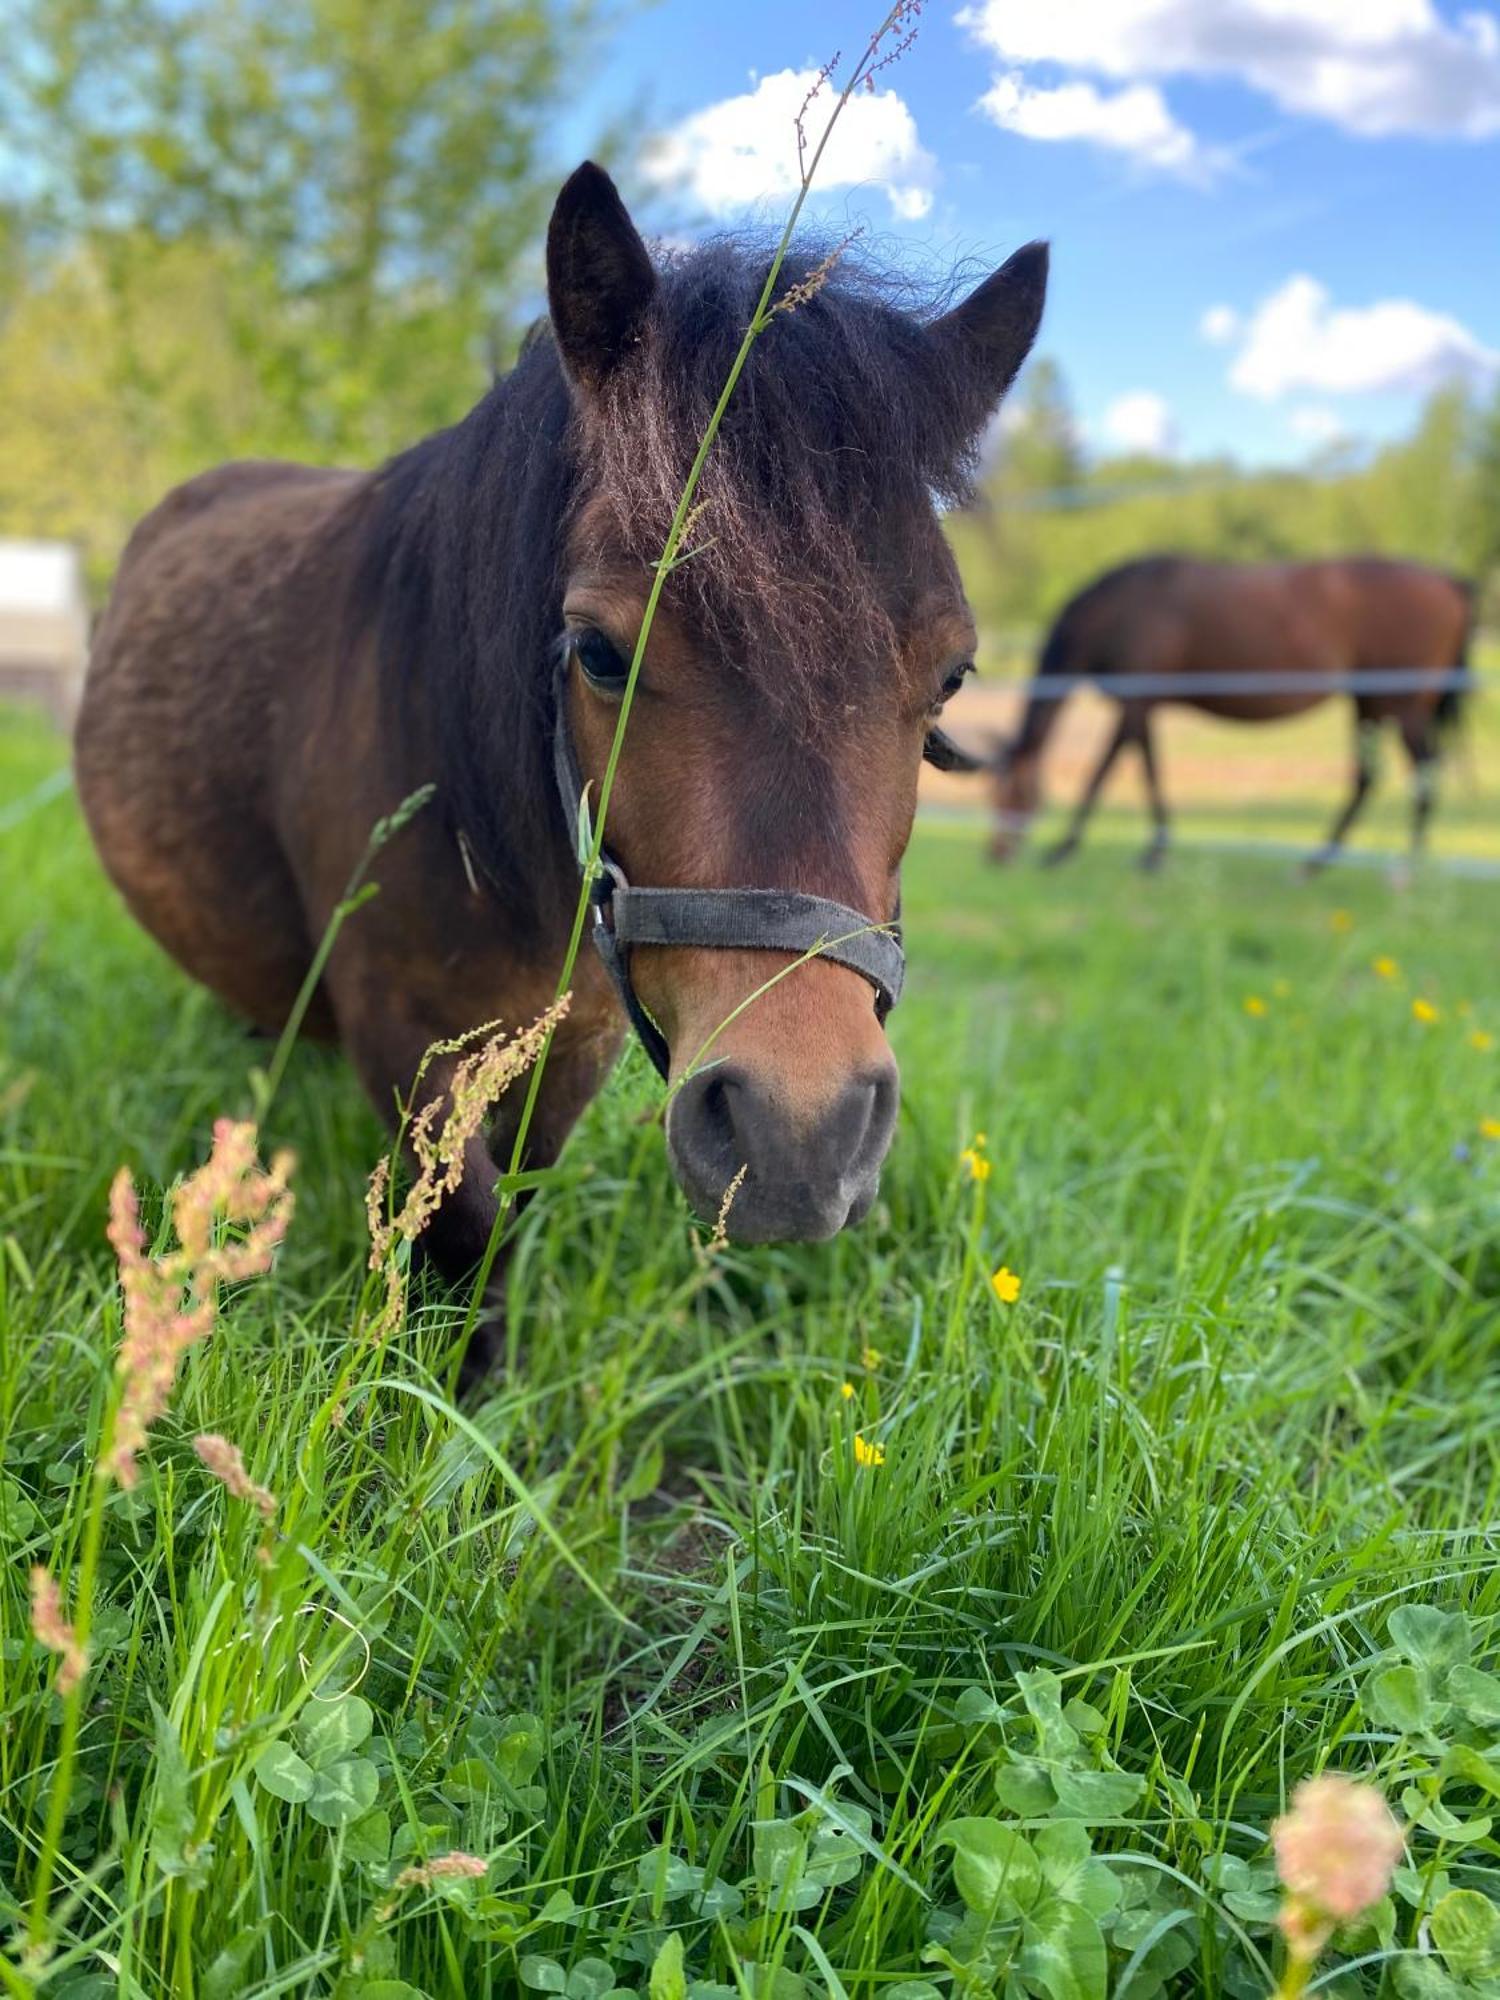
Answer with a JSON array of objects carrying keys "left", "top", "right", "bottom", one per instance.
[
  {"left": 106, "top": 1121, "right": 294, "bottom": 1488},
  {"left": 193, "top": 1433, "right": 276, "bottom": 1520},
  {"left": 393, "top": 1851, "right": 487, "bottom": 1890},
  {"left": 375, "top": 1848, "right": 487, "bottom": 1920},
  {"left": 29, "top": 1567, "right": 87, "bottom": 1696},
  {"left": 1272, "top": 1774, "right": 1403, "bottom": 1963}
]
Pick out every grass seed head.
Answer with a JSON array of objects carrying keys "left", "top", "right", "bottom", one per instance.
[{"left": 364, "top": 999, "right": 570, "bottom": 1342}]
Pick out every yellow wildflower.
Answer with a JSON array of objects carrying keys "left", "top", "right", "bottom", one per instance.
[
  {"left": 1481, "top": 1117, "right": 1500, "bottom": 1142},
  {"left": 1272, "top": 978, "right": 1292, "bottom": 999},
  {"left": 1329, "top": 909, "right": 1354, "bottom": 933},
  {"left": 853, "top": 1432, "right": 885, "bottom": 1469},
  {"left": 1243, "top": 995, "right": 1268, "bottom": 1018},
  {"left": 959, "top": 1146, "right": 992, "bottom": 1182},
  {"left": 840, "top": 1381, "right": 855, "bottom": 1401},
  {"left": 991, "top": 1265, "right": 1022, "bottom": 1305},
  {"left": 1469, "top": 1029, "right": 1495, "bottom": 1053},
  {"left": 860, "top": 1345, "right": 883, "bottom": 1370},
  {"left": 1411, "top": 998, "right": 1439, "bottom": 1025},
  {"left": 1372, "top": 955, "right": 1399, "bottom": 981}
]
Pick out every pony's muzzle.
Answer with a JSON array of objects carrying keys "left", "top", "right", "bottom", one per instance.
[{"left": 667, "top": 1058, "right": 899, "bottom": 1242}]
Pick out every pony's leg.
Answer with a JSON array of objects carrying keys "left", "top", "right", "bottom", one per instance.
[
  {"left": 1134, "top": 715, "right": 1170, "bottom": 872},
  {"left": 452, "top": 1042, "right": 613, "bottom": 1387},
  {"left": 1303, "top": 711, "right": 1379, "bottom": 874},
  {"left": 1040, "top": 714, "right": 1129, "bottom": 866}
]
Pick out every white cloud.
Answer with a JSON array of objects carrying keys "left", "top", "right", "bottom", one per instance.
[
  {"left": 1226, "top": 274, "right": 1500, "bottom": 399},
  {"left": 646, "top": 68, "right": 937, "bottom": 221},
  {"left": 1102, "top": 389, "right": 1178, "bottom": 455},
  {"left": 1287, "top": 404, "right": 1347, "bottom": 446},
  {"left": 1200, "top": 304, "right": 1241, "bottom": 345},
  {"left": 959, "top": 0, "right": 1500, "bottom": 163},
  {"left": 978, "top": 73, "right": 1220, "bottom": 180}
]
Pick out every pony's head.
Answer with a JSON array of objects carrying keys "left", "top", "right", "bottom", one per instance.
[
  {"left": 987, "top": 739, "right": 1046, "bottom": 861},
  {"left": 546, "top": 163, "right": 1046, "bottom": 1240}
]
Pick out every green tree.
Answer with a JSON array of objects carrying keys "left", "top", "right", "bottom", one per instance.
[
  {"left": 5, "top": 0, "right": 616, "bottom": 485},
  {"left": 1465, "top": 380, "right": 1500, "bottom": 614},
  {"left": 1358, "top": 384, "right": 1473, "bottom": 568},
  {"left": 995, "top": 356, "right": 1084, "bottom": 498}
]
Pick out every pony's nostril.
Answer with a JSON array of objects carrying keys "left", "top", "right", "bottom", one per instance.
[
  {"left": 699, "top": 1075, "right": 738, "bottom": 1157},
  {"left": 667, "top": 1058, "right": 900, "bottom": 1242},
  {"left": 669, "top": 1066, "right": 748, "bottom": 1191}
]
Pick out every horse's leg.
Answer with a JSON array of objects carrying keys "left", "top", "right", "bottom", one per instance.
[
  {"left": 1040, "top": 713, "right": 1129, "bottom": 867},
  {"left": 1303, "top": 707, "right": 1379, "bottom": 874},
  {"left": 1133, "top": 713, "right": 1170, "bottom": 872},
  {"left": 1399, "top": 710, "right": 1440, "bottom": 864}
]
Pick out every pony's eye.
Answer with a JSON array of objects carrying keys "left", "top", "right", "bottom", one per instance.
[
  {"left": 936, "top": 661, "right": 973, "bottom": 706},
  {"left": 570, "top": 627, "right": 631, "bottom": 693}
]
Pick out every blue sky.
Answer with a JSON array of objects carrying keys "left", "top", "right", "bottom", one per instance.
[{"left": 572, "top": 1, "right": 1500, "bottom": 467}]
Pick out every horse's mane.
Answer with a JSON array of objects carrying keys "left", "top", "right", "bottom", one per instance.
[{"left": 353, "top": 236, "right": 1000, "bottom": 913}]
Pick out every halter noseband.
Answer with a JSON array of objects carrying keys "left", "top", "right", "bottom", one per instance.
[{"left": 550, "top": 660, "right": 906, "bottom": 1079}]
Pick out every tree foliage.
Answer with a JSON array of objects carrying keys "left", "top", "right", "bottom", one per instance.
[
  {"left": 957, "top": 361, "right": 1500, "bottom": 640},
  {"left": 1, "top": 0, "right": 613, "bottom": 581}
]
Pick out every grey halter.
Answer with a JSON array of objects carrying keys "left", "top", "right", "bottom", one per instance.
[{"left": 550, "top": 660, "right": 906, "bottom": 1079}]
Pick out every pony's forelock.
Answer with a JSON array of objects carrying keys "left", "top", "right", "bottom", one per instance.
[
  {"left": 357, "top": 233, "right": 1004, "bottom": 892},
  {"left": 570, "top": 236, "right": 998, "bottom": 722}
]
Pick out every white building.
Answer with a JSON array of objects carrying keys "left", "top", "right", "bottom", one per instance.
[{"left": 0, "top": 540, "right": 90, "bottom": 727}]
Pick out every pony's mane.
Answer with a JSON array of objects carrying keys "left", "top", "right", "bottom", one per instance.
[{"left": 354, "top": 236, "right": 998, "bottom": 908}]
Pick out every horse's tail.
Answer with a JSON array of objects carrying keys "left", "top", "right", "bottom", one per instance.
[{"left": 1435, "top": 573, "right": 1476, "bottom": 745}]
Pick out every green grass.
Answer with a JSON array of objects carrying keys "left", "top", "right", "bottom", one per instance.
[{"left": 2, "top": 703, "right": 1499, "bottom": 1999}]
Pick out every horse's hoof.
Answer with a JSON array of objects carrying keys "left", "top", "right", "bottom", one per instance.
[
  {"left": 1039, "top": 841, "right": 1077, "bottom": 869},
  {"left": 1137, "top": 846, "right": 1168, "bottom": 875}
]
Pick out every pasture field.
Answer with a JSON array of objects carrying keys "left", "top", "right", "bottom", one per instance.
[{"left": 2, "top": 702, "right": 1499, "bottom": 1998}]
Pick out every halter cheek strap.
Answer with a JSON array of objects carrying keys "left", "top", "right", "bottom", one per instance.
[{"left": 551, "top": 660, "right": 906, "bottom": 1080}]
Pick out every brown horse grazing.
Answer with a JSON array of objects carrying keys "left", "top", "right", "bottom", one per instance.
[
  {"left": 76, "top": 163, "right": 1047, "bottom": 1336},
  {"left": 988, "top": 555, "right": 1473, "bottom": 871}
]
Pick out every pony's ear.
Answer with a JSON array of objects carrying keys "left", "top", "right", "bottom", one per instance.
[
  {"left": 932, "top": 241, "right": 1049, "bottom": 403},
  {"left": 546, "top": 162, "right": 657, "bottom": 392}
]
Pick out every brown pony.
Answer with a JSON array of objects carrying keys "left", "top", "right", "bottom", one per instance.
[
  {"left": 989, "top": 555, "right": 1472, "bottom": 870},
  {"left": 76, "top": 164, "right": 1047, "bottom": 1327}
]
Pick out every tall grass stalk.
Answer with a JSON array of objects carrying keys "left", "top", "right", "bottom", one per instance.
[{"left": 464, "top": 6, "right": 924, "bottom": 1344}]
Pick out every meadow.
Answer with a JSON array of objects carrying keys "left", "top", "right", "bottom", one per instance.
[{"left": 2, "top": 701, "right": 1498, "bottom": 1998}]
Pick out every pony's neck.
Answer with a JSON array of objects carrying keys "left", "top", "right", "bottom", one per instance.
[{"left": 362, "top": 338, "right": 579, "bottom": 941}]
